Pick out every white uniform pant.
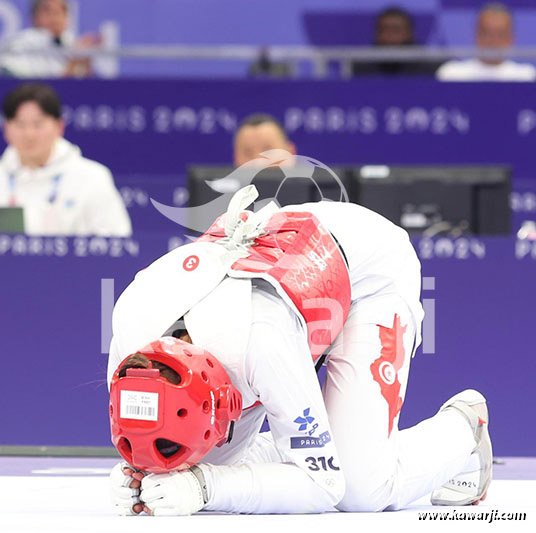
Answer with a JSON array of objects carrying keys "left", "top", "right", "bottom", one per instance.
[
  {"left": 323, "top": 294, "right": 476, "bottom": 511},
  {"left": 244, "top": 293, "right": 477, "bottom": 511}
]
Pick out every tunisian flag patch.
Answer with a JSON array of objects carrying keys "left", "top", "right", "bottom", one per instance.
[{"left": 370, "top": 314, "right": 407, "bottom": 437}]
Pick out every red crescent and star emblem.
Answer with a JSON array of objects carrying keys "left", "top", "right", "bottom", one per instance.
[
  {"left": 183, "top": 255, "right": 200, "bottom": 271},
  {"left": 370, "top": 314, "right": 407, "bottom": 437}
]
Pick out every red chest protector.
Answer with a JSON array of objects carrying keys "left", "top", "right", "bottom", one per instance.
[{"left": 198, "top": 211, "right": 351, "bottom": 361}]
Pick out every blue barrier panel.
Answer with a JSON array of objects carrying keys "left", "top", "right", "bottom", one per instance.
[
  {"left": 1, "top": 233, "right": 534, "bottom": 455},
  {"left": 1, "top": 79, "right": 536, "bottom": 178}
]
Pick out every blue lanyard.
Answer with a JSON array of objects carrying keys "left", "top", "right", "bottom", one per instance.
[
  {"left": 48, "top": 173, "right": 62, "bottom": 203},
  {"left": 7, "top": 173, "right": 16, "bottom": 206},
  {"left": 8, "top": 172, "right": 63, "bottom": 205}
]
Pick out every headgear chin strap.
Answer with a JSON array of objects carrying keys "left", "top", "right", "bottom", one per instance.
[{"left": 109, "top": 337, "right": 242, "bottom": 473}]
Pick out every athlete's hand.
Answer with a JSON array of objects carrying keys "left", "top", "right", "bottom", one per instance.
[
  {"left": 109, "top": 462, "right": 146, "bottom": 515},
  {"left": 140, "top": 467, "right": 207, "bottom": 516}
]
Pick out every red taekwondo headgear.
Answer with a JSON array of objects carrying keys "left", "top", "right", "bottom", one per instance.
[{"left": 109, "top": 337, "right": 242, "bottom": 473}]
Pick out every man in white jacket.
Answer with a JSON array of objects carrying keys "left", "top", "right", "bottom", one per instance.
[{"left": 0, "top": 83, "right": 131, "bottom": 236}]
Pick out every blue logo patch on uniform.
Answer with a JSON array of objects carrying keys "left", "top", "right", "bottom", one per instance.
[
  {"left": 290, "top": 431, "right": 331, "bottom": 449},
  {"left": 294, "top": 408, "right": 315, "bottom": 432}
]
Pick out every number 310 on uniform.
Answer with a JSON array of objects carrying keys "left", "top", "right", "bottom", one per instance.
[{"left": 305, "top": 456, "right": 340, "bottom": 471}]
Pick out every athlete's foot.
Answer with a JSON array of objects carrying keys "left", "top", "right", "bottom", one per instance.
[{"left": 431, "top": 389, "right": 493, "bottom": 506}]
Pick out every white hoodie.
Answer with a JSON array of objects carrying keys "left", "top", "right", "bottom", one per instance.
[{"left": 0, "top": 137, "right": 132, "bottom": 236}]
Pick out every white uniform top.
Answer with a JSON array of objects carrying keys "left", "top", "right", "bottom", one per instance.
[
  {"left": 108, "top": 200, "right": 423, "bottom": 513},
  {"left": 436, "top": 58, "right": 536, "bottom": 82},
  {"left": 0, "top": 138, "right": 132, "bottom": 236},
  {"left": 282, "top": 202, "right": 423, "bottom": 334}
]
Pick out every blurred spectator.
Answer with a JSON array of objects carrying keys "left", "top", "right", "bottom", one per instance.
[
  {"left": 437, "top": 3, "right": 536, "bottom": 82},
  {"left": 234, "top": 113, "right": 296, "bottom": 167},
  {"left": 0, "top": 84, "right": 132, "bottom": 236},
  {"left": 352, "top": 7, "right": 441, "bottom": 76},
  {"left": 0, "top": 0, "right": 99, "bottom": 78},
  {"left": 249, "top": 48, "right": 292, "bottom": 78}
]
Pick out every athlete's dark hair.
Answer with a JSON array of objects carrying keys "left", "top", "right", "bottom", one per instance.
[
  {"left": 235, "top": 113, "right": 288, "bottom": 142},
  {"left": 3, "top": 83, "right": 62, "bottom": 120},
  {"left": 118, "top": 353, "right": 181, "bottom": 385}
]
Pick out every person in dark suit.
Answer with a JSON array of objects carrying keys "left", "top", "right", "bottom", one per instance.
[{"left": 352, "top": 7, "right": 440, "bottom": 77}]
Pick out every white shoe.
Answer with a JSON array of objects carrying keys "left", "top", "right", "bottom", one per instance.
[{"left": 430, "top": 389, "right": 493, "bottom": 506}]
